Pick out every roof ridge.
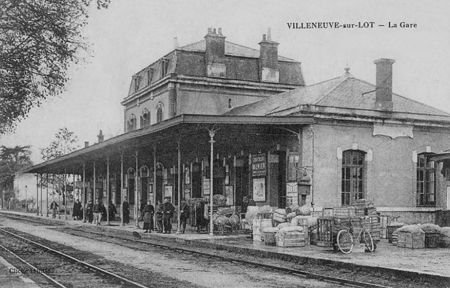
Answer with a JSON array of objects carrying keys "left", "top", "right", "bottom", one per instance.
[
  {"left": 312, "top": 75, "right": 348, "bottom": 104},
  {"left": 349, "top": 77, "right": 450, "bottom": 116}
]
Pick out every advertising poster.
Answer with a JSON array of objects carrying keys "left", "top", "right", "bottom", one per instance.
[{"left": 252, "top": 178, "right": 266, "bottom": 202}]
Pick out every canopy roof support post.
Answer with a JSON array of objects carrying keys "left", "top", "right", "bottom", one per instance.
[
  {"left": 82, "top": 163, "right": 86, "bottom": 222},
  {"left": 135, "top": 150, "right": 139, "bottom": 228},
  {"left": 36, "top": 174, "right": 39, "bottom": 216},
  {"left": 64, "top": 169, "right": 67, "bottom": 221},
  {"left": 40, "top": 174, "right": 43, "bottom": 216},
  {"left": 153, "top": 145, "right": 157, "bottom": 230},
  {"left": 46, "top": 174, "right": 49, "bottom": 217},
  {"left": 106, "top": 156, "right": 110, "bottom": 225},
  {"left": 93, "top": 161, "right": 96, "bottom": 204},
  {"left": 176, "top": 139, "right": 182, "bottom": 234},
  {"left": 208, "top": 129, "right": 217, "bottom": 236},
  {"left": 120, "top": 152, "right": 124, "bottom": 226}
]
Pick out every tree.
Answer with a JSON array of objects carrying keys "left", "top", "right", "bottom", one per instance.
[
  {"left": 0, "top": 0, "right": 110, "bottom": 134},
  {"left": 0, "top": 145, "right": 33, "bottom": 204},
  {"left": 41, "top": 127, "right": 80, "bottom": 160},
  {"left": 40, "top": 127, "right": 80, "bottom": 202}
]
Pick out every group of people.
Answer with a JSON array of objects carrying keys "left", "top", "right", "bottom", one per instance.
[
  {"left": 49, "top": 195, "right": 218, "bottom": 235},
  {"left": 138, "top": 197, "right": 191, "bottom": 234}
]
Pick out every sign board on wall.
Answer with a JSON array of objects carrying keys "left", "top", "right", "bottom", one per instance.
[
  {"left": 252, "top": 154, "right": 266, "bottom": 177},
  {"left": 286, "top": 182, "right": 298, "bottom": 207},
  {"left": 203, "top": 178, "right": 210, "bottom": 195},
  {"left": 164, "top": 185, "right": 173, "bottom": 199},
  {"left": 253, "top": 178, "right": 266, "bottom": 202}
]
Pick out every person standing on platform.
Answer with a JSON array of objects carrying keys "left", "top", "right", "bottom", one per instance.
[
  {"left": 142, "top": 200, "right": 154, "bottom": 233},
  {"left": 122, "top": 196, "right": 130, "bottom": 224},
  {"left": 108, "top": 201, "right": 117, "bottom": 221},
  {"left": 99, "top": 200, "right": 107, "bottom": 222},
  {"left": 162, "top": 197, "right": 175, "bottom": 234},
  {"left": 180, "top": 199, "right": 190, "bottom": 234},
  {"left": 93, "top": 199, "right": 101, "bottom": 226},
  {"left": 155, "top": 201, "right": 163, "bottom": 233},
  {"left": 196, "top": 200, "right": 206, "bottom": 233},
  {"left": 50, "top": 200, "right": 58, "bottom": 219},
  {"left": 86, "top": 200, "right": 93, "bottom": 223},
  {"left": 72, "top": 199, "right": 81, "bottom": 220}
]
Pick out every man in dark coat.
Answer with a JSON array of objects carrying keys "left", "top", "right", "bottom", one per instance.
[
  {"left": 108, "top": 201, "right": 117, "bottom": 221},
  {"left": 122, "top": 196, "right": 130, "bottom": 224},
  {"left": 196, "top": 200, "right": 205, "bottom": 232},
  {"left": 180, "top": 199, "right": 190, "bottom": 234},
  {"left": 99, "top": 200, "right": 107, "bottom": 221},
  {"left": 86, "top": 200, "right": 93, "bottom": 223},
  {"left": 142, "top": 200, "right": 155, "bottom": 233},
  {"left": 162, "top": 197, "right": 175, "bottom": 234},
  {"left": 72, "top": 199, "right": 82, "bottom": 220}
]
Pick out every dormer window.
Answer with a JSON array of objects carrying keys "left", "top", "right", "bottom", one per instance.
[
  {"left": 127, "top": 114, "right": 137, "bottom": 131},
  {"left": 147, "top": 68, "right": 153, "bottom": 86},
  {"left": 134, "top": 76, "right": 141, "bottom": 92},
  {"left": 161, "top": 59, "right": 169, "bottom": 78},
  {"left": 156, "top": 103, "right": 164, "bottom": 123},
  {"left": 140, "top": 108, "right": 150, "bottom": 127}
]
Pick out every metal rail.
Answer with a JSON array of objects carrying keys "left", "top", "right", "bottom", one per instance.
[{"left": 0, "top": 228, "right": 149, "bottom": 288}]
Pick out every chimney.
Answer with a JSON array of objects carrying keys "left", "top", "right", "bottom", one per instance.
[
  {"left": 204, "top": 27, "right": 226, "bottom": 77},
  {"left": 84, "top": 141, "right": 89, "bottom": 148},
  {"left": 97, "top": 130, "right": 104, "bottom": 143},
  {"left": 173, "top": 37, "right": 179, "bottom": 49},
  {"left": 374, "top": 58, "right": 395, "bottom": 111},
  {"left": 259, "top": 28, "right": 279, "bottom": 83}
]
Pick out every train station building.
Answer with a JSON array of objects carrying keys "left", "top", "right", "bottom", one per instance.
[{"left": 23, "top": 28, "right": 450, "bottom": 226}]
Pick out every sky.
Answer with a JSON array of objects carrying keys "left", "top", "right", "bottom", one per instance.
[{"left": 2, "top": 0, "right": 450, "bottom": 164}]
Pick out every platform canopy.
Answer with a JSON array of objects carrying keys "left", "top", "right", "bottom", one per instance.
[{"left": 23, "top": 114, "right": 314, "bottom": 175}]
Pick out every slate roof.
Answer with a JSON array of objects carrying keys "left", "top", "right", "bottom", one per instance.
[
  {"left": 179, "top": 40, "right": 297, "bottom": 62},
  {"left": 226, "top": 72, "right": 450, "bottom": 118}
]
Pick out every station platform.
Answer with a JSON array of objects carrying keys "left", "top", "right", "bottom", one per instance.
[{"left": 1, "top": 209, "right": 449, "bottom": 283}]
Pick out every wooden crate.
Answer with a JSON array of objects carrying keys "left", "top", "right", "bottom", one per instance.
[
  {"left": 397, "top": 231, "right": 425, "bottom": 249},
  {"left": 316, "top": 217, "right": 334, "bottom": 245},
  {"left": 276, "top": 231, "right": 306, "bottom": 247},
  {"left": 262, "top": 231, "right": 277, "bottom": 246},
  {"left": 333, "top": 207, "right": 356, "bottom": 218},
  {"left": 425, "top": 233, "right": 440, "bottom": 248}
]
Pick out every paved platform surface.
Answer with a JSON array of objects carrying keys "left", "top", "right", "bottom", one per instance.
[{"left": 2, "top": 209, "right": 450, "bottom": 281}]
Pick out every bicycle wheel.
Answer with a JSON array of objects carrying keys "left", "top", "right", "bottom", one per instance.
[
  {"left": 362, "top": 230, "right": 375, "bottom": 252},
  {"left": 337, "top": 230, "right": 354, "bottom": 254}
]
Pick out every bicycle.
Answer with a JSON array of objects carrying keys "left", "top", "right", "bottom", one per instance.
[{"left": 336, "top": 217, "right": 375, "bottom": 254}]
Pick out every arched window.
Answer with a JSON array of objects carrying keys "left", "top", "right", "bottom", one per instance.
[
  {"left": 417, "top": 153, "right": 436, "bottom": 206},
  {"left": 341, "top": 150, "right": 366, "bottom": 205},
  {"left": 140, "top": 109, "right": 150, "bottom": 128},
  {"left": 156, "top": 103, "right": 163, "bottom": 123},
  {"left": 127, "top": 114, "right": 137, "bottom": 132},
  {"left": 139, "top": 165, "right": 150, "bottom": 178}
]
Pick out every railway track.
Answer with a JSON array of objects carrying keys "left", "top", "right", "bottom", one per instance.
[
  {"left": 0, "top": 227, "right": 150, "bottom": 288},
  {"left": 58, "top": 226, "right": 392, "bottom": 288}
]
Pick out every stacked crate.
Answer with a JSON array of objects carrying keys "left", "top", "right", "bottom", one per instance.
[
  {"left": 397, "top": 230, "right": 425, "bottom": 249},
  {"left": 276, "top": 229, "right": 307, "bottom": 247}
]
